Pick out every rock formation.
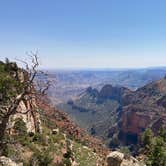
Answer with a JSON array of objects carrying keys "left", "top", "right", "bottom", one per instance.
[
  {"left": 0, "top": 156, "right": 23, "bottom": 166},
  {"left": 7, "top": 99, "right": 41, "bottom": 134},
  {"left": 107, "top": 151, "right": 143, "bottom": 166},
  {"left": 118, "top": 78, "right": 166, "bottom": 145},
  {"left": 2, "top": 63, "right": 42, "bottom": 135}
]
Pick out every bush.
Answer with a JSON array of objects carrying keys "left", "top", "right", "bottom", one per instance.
[
  {"left": 0, "top": 61, "right": 23, "bottom": 103},
  {"left": 119, "top": 146, "right": 131, "bottom": 159},
  {"left": 141, "top": 128, "right": 153, "bottom": 151},
  {"left": 28, "top": 132, "right": 35, "bottom": 137},
  {"left": 142, "top": 128, "right": 166, "bottom": 166},
  {"left": 2, "top": 144, "right": 16, "bottom": 157},
  {"left": 146, "top": 137, "right": 166, "bottom": 166},
  {"left": 30, "top": 150, "right": 53, "bottom": 166},
  {"left": 32, "top": 133, "right": 47, "bottom": 146},
  {"left": 62, "top": 158, "right": 72, "bottom": 166},
  {"left": 13, "top": 118, "right": 27, "bottom": 136}
]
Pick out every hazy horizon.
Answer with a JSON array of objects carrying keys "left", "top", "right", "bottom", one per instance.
[
  {"left": 40, "top": 66, "right": 166, "bottom": 71},
  {"left": 1, "top": 57, "right": 166, "bottom": 70}
]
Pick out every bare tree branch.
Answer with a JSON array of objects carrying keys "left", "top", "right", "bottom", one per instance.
[{"left": 0, "top": 52, "right": 53, "bottom": 147}]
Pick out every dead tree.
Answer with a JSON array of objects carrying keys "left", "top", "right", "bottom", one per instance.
[{"left": 0, "top": 52, "right": 51, "bottom": 146}]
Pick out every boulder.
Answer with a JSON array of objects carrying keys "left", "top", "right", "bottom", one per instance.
[
  {"left": 107, "top": 151, "right": 144, "bottom": 166},
  {"left": 107, "top": 151, "right": 124, "bottom": 166},
  {"left": 52, "top": 128, "right": 59, "bottom": 135},
  {"left": 0, "top": 156, "right": 23, "bottom": 166},
  {"left": 121, "top": 156, "right": 142, "bottom": 166}
]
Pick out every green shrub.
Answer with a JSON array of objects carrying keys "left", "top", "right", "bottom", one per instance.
[
  {"left": 30, "top": 150, "right": 53, "bottom": 166},
  {"left": 13, "top": 118, "right": 27, "bottom": 136},
  {"left": 32, "top": 133, "right": 47, "bottom": 146},
  {"left": 119, "top": 146, "right": 131, "bottom": 159},
  {"left": 142, "top": 128, "right": 166, "bottom": 166},
  {"left": 0, "top": 61, "right": 24, "bottom": 103},
  {"left": 146, "top": 137, "right": 166, "bottom": 166},
  {"left": 62, "top": 158, "right": 72, "bottom": 166},
  {"left": 28, "top": 132, "right": 35, "bottom": 137},
  {"left": 141, "top": 128, "right": 153, "bottom": 151},
  {"left": 2, "top": 144, "right": 16, "bottom": 158}
]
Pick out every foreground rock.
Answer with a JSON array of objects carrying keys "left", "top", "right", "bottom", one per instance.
[
  {"left": 107, "top": 151, "right": 124, "bottom": 166},
  {"left": 107, "top": 151, "right": 144, "bottom": 166},
  {"left": 0, "top": 156, "right": 23, "bottom": 166}
]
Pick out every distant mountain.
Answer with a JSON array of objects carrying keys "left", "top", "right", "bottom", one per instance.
[
  {"left": 58, "top": 77, "right": 166, "bottom": 153},
  {"left": 47, "top": 67, "right": 166, "bottom": 104}
]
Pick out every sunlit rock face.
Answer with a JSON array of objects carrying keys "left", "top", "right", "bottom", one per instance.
[
  {"left": 8, "top": 99, "right": 41, "bottom": 134},
  {"left": 4, "top": 68, "right": 41, "bottom": 134},
  {"left": 0, "top": 156, "right": 23, "bottom": 166},
  {"left": 118, "top": 106, "right": 151, "bottom": 145},
  {"left": 107, "top": 151, "right": 142, "bottom": 166},
  {"left": 107, "top": 151, "right": 124, "bottom": 166},
  {"left": 117, "top": 78, "right": 166, "bottom": 146}
]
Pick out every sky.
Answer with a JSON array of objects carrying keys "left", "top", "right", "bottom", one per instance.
[{"left": 0, "top": 0, "right": 166, "bottom": 69}]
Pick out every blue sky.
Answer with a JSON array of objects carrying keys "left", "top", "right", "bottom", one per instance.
[{"left": 0, "top": 0, "right": 166, "bottom": 69}]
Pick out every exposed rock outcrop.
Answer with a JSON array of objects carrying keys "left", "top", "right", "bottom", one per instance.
[
  {"left": 0, "top": 62, "right": 42, "bottom": 135},
  {"left": 107, "top": 151, "right": 124, "bottom": 166},
  {"left": 118, "top": 78, "right": 166, "bottom": 145},
  {"left": 7, "top": 99, "right": 41, "bottom": 134},
  {"left": 107, "top": 151, "right": 143, "bottom": 166},
  {"left": 0, "top": 156, "right": 23, "bottom": 166}
]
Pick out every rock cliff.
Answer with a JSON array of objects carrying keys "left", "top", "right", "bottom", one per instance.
[
  {"left": 118, "top": 78, "right": 166, "bottom": 146},
  {"left": 0, "top": 61, "right": 41, "bottom": 135}
]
